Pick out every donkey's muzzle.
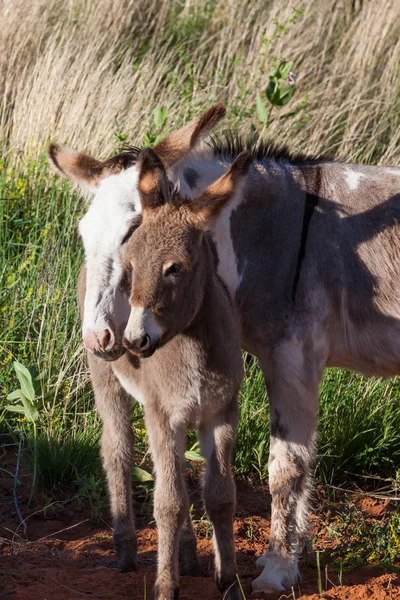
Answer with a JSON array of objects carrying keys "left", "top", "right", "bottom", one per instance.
[
  {"left": 92, "top": 346, "right": 127, "bottom": 362},
  {"left": 83, "top": 326, "right": 126, "bottom": 361},
  {"left": 122, "top": 334, "right": 159, "bottom": 358}
]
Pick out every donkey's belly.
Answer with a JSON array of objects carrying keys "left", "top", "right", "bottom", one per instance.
[{"left": 329, "top": 319, "right": 400, "bottom": 378}]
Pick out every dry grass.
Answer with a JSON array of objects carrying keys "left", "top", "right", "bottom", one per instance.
[{"left": 1, "top": 0, "right": 399, "bottom": 163}]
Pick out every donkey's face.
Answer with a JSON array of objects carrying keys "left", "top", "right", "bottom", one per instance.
[
  {"left": 47, "top": 104, "right": 226, "bottom": 360},
  {"left": 122, "top": 148, "right": 252, "bottom": 358},
  {"left": 122, "top": 201, "right": 203, "bottom": 357}
]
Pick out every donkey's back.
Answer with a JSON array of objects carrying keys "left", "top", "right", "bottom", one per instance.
[
  {"left": 232, "top": 160, "right": 400, "bottom": 377},
  {"left": 298, "top": 162, "right": 400, "bottom": 377}
]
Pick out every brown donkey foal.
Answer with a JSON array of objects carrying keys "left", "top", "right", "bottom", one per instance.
[{"left": 116, "top": 148, "right": 251, "bottom": 599}]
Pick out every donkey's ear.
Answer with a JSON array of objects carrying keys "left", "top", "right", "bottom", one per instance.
[
  {"left": 152, "top": 103, "right": 226, "bottom": 167},
  {"left": 138, "top": 148, "right": 172, "bottom": 213},
  {"left": 186, "top": 151, "right": 252, "bottom": 231},
  {"left": 48, "top": 143, "right": 108, "bottom": 195}
]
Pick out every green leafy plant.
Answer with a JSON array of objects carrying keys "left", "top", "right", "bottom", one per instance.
[
  {"left": 184, "top": 440, "right": 205, "bottom": 471},
  {"left": 6, "top": 361, "right": 40, "bottom": 422},
  {"left": 256, "top": 60, "right": 297, "bottom": 128},
  {"left": 5, "top": 360, "right": 44, "bottom": 503},
  {"left": 113, "top": 129, "right": 128, "bottom": 150},
  {"left": 153, "top": 106, "right": 168, "bottom": 130},
  {"left": 130, "top": 440, "right": 204, "bottom": 484},
  {"left": 142, "top": 106, "right": 169, "bottom": 147},
  {"left": 324, "top": 503, "right": 400, "bottom": 570},
  {"left": 73, "top": 473, "right": 108, "bottom": 521},
  {"left": 132, "top": 465, "right": 154, "bottom": 483}
]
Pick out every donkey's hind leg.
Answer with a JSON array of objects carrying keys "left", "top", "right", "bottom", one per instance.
[
  {"left": 88, "top": 353, "right": 137, "bottom": 572},
  {"left": 200, "top": 402, "right": 240, "bottom": 600},
  {"left": 179, "top": 513, "right": 203, "bottom": 577},
  {"left": 252, "top": 338, "right": 327, "bottom": 594}
]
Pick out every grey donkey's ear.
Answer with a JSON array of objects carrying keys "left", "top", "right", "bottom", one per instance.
[
  {"left": 151, "top": 103, "right": 226, "bottom": 167},
  {"left": 47, "top": 143, "right": 108, "bottom": 195},
  {"left": 185, "top": 151, "right": 253, "bottom": 231},
  {"left": 137, "top": 148, "right": 172, "bottom": 214}
]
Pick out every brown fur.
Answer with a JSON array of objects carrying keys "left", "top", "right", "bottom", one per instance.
[
  {"left": 187, "top": 151, "right": 253, "bottom": 229},
  {"left": 117, "top": 153, "right": 249, "bottom": 599},
  {"left": 138, "top": 149, "right": 172, "bottom": 212},
  {"left": 152, "top": 103, "right": 226, "bottom": 166},
  {"left": 48, "top": 143, "right": 109, "bottom": 187}
]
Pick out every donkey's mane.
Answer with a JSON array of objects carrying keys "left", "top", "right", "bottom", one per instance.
[
  {"left": 104, "top": 145, "right": 141, "bottom": 170},
  {"left": 209, "top": 131, "right": 334, "bottom": 164},
  {"left": 106, "top": 132, "right": 334, "bottom": 172}
]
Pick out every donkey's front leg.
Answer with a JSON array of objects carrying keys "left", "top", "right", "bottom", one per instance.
[
  {"left": 88, "top": 353, "right": 137, "bottom": 572},
  {"left": 200, "top": 405, "right": 240, "bottom": 600},
  {"left": 253, "top": 339, "right": 326, "bottom": 594},
  {"left": 146, "top": 412, "right": 187, "bottom": 600}
]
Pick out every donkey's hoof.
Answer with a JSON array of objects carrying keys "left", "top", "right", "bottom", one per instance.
[
  {"left": 216, "top": 576, "right": 241, "bottom": 600},
  {"left": 252, "top": 554, "right": 299, "bottom": 595},
  {"left": 114, "top": 532, "right": 138, "bottom": 573},
  {"left": 255, "top": 553, "right": 267, "bottom": 568},
  {"left": 179, "top": 559, "right": 204, "bottom": 577},
  {"left": 154, "top": 583, "right": 180, "bottom": 600},
  {"left": 118, "top": 558, "right": 138, "bottom": 573}
]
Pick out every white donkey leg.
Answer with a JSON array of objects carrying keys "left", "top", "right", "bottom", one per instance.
[{"left": 253, "top": 338, "right": 326, "bottom": 594}]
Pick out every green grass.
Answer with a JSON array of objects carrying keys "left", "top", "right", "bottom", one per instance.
[
  {"left": 235, "top": 358, "right": 400, "bottom": 484},
  {"left": 319, "top": 500, "right": 400, "bottom": 571},
  {"left": 1, "top": 154, "right": 91, "bottom": 429},
  {"left": 1, "top": 154, "right": 400, "bottom": 497}
]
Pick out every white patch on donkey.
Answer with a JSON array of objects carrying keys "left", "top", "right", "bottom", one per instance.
[
  {"left": 78, "top": 168, "right": 141, "bottom": 348},
  {"left": 344, "top": 168, "right": 365, "bottom": 191},
  {"left": 211, "top": 186, "right": 245, "bottom": 297}
]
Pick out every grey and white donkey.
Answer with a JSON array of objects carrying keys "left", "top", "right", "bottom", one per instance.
[{"left": 48, "top": 104, "right": 400, "bottom": 595}]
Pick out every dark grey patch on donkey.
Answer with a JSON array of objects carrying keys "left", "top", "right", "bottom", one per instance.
[
  {"left": 183, "top": 166, "right": 199, "bottom": 190},
  {"left": 270, "top": 408, "right": 289, "bottom": 439}
]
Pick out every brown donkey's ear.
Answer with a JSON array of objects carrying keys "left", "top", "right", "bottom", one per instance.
[
  {"left": 186, "top": 151, "right": 252, "bottom": 231},
  {"left": 138, "top": 148, "right": 172, "bottom": 213},
  {"left": 152, "top": 103, "right": 226, "bottom": 167},
  {"left": 48, "top": 143, "right": 109, "bottom": 195}
]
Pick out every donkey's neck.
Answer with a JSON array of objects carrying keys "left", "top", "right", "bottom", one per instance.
[
  {"left": 174, "top": 151, "right": 297, "bottom": 300},
  {"left": 184, "top": 237, "right": 236, "bottom": 350}
]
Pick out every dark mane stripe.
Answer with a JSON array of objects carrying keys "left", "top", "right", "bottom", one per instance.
[
  {"left": 209, "top": 131, "right": 334, "bottom": 164},
  {"left": 104, "top": 145, "right": 141, "bottom": 170},
  {"left": 106, "top": 132, "right": 334, "bottom": 171}
]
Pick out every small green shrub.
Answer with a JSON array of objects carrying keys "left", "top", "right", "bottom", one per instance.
[{"left": 325, "top": 502, "right": 400, "bottom": 570}]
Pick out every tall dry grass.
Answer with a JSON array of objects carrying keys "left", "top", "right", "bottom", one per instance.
[{"left": 1, "top": 0, "right": 399, "bottom": 163}]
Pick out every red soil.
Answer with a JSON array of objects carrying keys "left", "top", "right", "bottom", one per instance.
[{"left": 1, "top": 451, "right": 399, "bottom": 600}]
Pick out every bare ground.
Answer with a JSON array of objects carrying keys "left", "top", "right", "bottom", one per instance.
[{"left": 1, "top": 450, "right": 399, "bottom": 600}]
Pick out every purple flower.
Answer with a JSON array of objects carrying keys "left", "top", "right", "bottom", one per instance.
[{"left": 287, "top": 72, "right": 297, "bottom": 85}]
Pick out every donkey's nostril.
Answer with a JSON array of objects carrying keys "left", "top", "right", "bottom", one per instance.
[
  {"left": 139, "top": 334, "right": 151, "bottom": 351},
  {"left": 103, "top": 329, "right": 111, "bottom": 347},
  {"left": 97, "top": 328, "right": 113, "bottom": 351}
]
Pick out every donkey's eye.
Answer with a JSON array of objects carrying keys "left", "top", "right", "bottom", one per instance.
[{"left": 163, "top": 263, "right": 182, "bottom": 277}]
